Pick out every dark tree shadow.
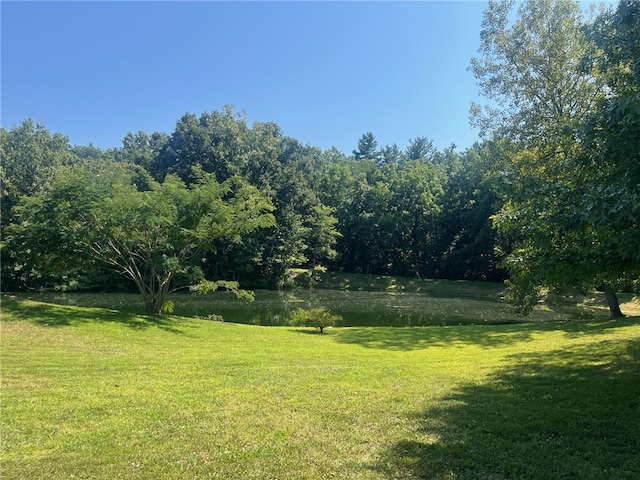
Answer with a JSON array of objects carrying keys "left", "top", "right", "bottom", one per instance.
[
  {"left": 334, "top": 318, "right": 640, "bottom": 351},
  {"left": 1, "top": 298, "right": 186, "bottom": 334},
  {"left": 370, "top": 338, "right": 640, "bottom": 479},
  {"left": 289, "top": 328, "right": 329, "bottom": 335}
]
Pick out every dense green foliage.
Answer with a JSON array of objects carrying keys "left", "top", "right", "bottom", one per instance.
[
  {"left": 1, "top": 0, "right": 638, "bottom": 314},
  {"left": 1, "top": 112, "right": 504, "bottom": 298},
  {"left": 290, "top": 307, "right": 341, "bottom": 333},
  {"left": 6, "top": 163, "right": 274, "bottom": 313},
  {"left": 471, "top": 0, "right": 640, "bottom": 316}
]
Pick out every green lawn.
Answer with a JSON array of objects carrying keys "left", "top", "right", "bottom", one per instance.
[{"left": 2, "top": 296, "right": 640, "bottom": 479}]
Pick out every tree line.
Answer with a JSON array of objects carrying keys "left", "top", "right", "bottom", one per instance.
[
  {"left": 1, "top": 0, "right": 638, "bottom": 316},
  {"left": 1, "top": 111, "right": 503, "bottom": 305}
]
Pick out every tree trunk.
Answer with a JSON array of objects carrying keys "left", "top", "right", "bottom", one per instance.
[
  {"left": 146, "top": 295, "right": 165, "bottom": 315},
  {"left": 603, "top": 283, "right": 624, "bottom": 318},
  {"left": 126, "top": 269, "right": 169, "bottom": 315}
]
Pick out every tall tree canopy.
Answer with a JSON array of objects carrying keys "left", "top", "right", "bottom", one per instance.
[
  {"left": 578, "top": 0, "right": 640, "bottom": 311},
  {"left": 0, "top": 120, "right": 76, "bottom": 227},
  {"left": 472, "top": 0, "right": 639, "bottom": 316},
  {"left": 353, "top": 132, "right": 380, "bottom": 162},
  {"left": 2, "top": 104, "right": 514, "bottom": 297},
  {"left": 469, "top": 0, "right": 598, "bottom": 148},
  {"left": 8, "top": 164, "right": 274, "bottom": 314}
]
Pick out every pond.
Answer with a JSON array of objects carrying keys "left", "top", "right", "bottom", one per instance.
[
  {"left": 8, "top": 284, "right": 592, "bottom": 326},
  {"left": 177, "top": 289, "right": 528, "bottom": 326}
]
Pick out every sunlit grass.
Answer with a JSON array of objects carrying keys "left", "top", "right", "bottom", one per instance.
[{"left": 2, "top": 296, "right": 640, "bottom": 479}]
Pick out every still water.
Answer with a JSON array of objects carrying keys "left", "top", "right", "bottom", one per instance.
[{"left": 179, "top": 289, "right": 515, "bottom": 327}]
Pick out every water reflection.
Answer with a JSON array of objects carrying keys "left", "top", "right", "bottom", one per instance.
[{"left": 182, "top": 289, "right": 520, "bottom": 327}]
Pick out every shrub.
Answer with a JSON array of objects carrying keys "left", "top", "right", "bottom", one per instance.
[{"left": 290, "top": 307, "right": 341, "bottom": 333}]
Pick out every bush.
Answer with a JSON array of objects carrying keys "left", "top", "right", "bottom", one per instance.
[{"left": 290, "top": 307, "right": 341, "bottom": 333}]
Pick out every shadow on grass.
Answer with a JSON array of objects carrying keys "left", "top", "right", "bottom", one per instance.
[
  {"left": 334, "top": 318, "right": 640, "bottom": 351},
  {"left": 371, "top": 338, "right": 640, "bottom": 479},
  {"left": 1, "top": 298, "right": 186, "bottom": 334},
  {"left": 288, "top": 328, "right": 327, "bottom": 335}
]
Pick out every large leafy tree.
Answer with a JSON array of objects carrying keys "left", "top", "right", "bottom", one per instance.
[
  {"left": 469, "top": 0, "right": 598, "bottom": 149},
  {"left": 0, "top": 120, "right": 76, "bottom": 227},
  {"left": 470, "top": 0, "right": 638, "bottom": 316},
  {"left": 8, "top": 164, "right": 274, "bottom": 314},
  {"left": 577, "top": 0, "right": 640, "bottom": 312},
  {"left": 116, "top": 130, "right": 169, "bottom": 179},
  {"left": 0, "top": 121, "right": 81, "bottom": 289},
  {"left": 196, "top": 126, "right": 341, "bottom": 288},
  {"left": 153, "top": 105, "right": 250, "bottom": 183}
]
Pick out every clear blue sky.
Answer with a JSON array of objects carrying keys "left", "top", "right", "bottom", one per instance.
[{"left": 3, "top": 1, "right": 492, "bottom": 154}]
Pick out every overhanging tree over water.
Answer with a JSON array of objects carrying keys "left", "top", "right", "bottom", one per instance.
[
  {"left": 471, "top": 0, "right": 638, "bottom": 316},
  {"left": 8, "top": 164, "right": 274, "bottom": 314}
]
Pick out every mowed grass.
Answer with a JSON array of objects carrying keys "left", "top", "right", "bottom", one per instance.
[{"left": 2, "top": 296, "right": 640, "bottom": 479}]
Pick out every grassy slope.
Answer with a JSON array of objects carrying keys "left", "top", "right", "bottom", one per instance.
[{"left": 2, "top": 297, "right": 640, "bottom": 479}]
